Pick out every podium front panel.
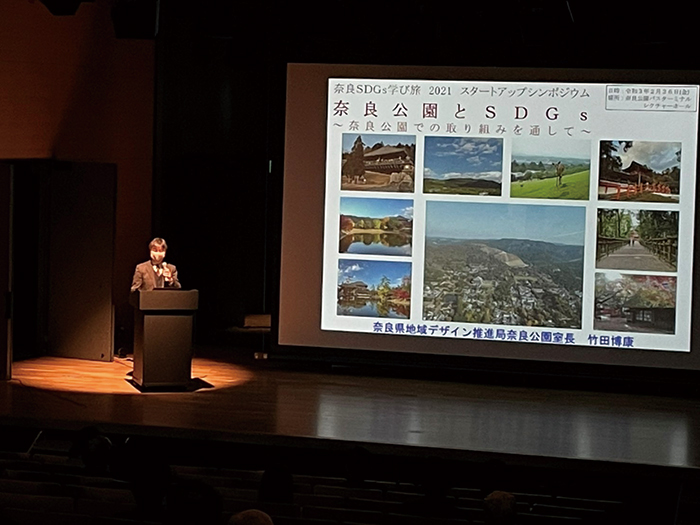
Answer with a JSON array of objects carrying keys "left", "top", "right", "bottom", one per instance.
[
  {"left": 135, "top": 315, "right": 192, "bottom": 387},
  {"left": 132, "top": 290, "right": 198, "bottom": 390}
]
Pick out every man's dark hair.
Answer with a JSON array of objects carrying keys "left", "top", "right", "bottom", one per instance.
[{"left": 149, "top": 237, "right": 168, "bottom": 251}]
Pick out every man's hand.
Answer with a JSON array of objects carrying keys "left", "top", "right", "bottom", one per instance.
[{"left": 163, "top": 265, "right": 172, "bottom": 282}]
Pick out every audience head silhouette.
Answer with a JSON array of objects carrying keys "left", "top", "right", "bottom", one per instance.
[
  {"left": 228, "top": 509, "right": 274, "bottom": 525},
  {"left": 484, "top": 490, "right": 517, "bottom": 525}
]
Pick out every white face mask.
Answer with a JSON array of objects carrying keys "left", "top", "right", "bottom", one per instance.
[{"left": 150, "top": 250, "right": 165, "bottom": 263}]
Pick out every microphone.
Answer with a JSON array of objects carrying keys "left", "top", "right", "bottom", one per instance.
[{"left": 162, "top": 262, "right": 172, "bottom": 282}]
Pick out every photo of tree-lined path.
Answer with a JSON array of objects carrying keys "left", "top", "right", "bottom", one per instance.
[
  {"left": 510, "top": 138, "right": 590, "bottom": 200},
  {"left": 596, "top": 208, "right": 678, "bottom": 271},
  {"left": 598, "top": 141, "right": 680, "bottom": 202},
  {"left": 337, "top": 259, "right": 411, "bottom": 318},
  {"left": 595, "top": 272, "right": 676, "bottom": 334},
  {"left": 339, "top": 197, "right": 413, "bottom": 256},
  {"left": 341, "top": 134, "right": 416, "bottom": 192}
]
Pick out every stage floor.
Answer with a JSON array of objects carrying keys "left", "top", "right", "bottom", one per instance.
[{"left": 2, "top": 352, "right": 700, "bottom": 473}]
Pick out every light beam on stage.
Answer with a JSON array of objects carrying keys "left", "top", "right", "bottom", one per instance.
[{"left": 10, "top": 356, "right": 252, "bottom": 394}]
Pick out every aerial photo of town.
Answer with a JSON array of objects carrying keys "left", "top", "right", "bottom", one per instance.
[{"left": 423, "top": 202, "right": 585, "bottom": 328}]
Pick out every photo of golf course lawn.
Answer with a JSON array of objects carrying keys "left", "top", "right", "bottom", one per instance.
[{"left": 510, "top": 138, "right": 590, "bottom": 200}]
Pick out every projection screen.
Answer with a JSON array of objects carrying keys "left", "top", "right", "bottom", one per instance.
[{"left": 279, "top": 63, "right": 700, "bottom": 371}]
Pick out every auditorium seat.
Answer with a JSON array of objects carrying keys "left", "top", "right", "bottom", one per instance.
[
  {"left": 294, "top": 474, "right": 347, "bottom": 487},
  {"left": 293, "top": 492, "right": 344, "bottom": 508},
  {"left": 385, "top": 513, "right": 471, "bottom": 525},
  {"left": 530, "top": 503, "right": 607, "bottom": 519},
  {"left": 344, "top": 497, "right": 404, "bottom": 513},
  {"left": 68, "top": 485, "right": 137, "bottom": 504},
  {"left": 0, "top": 508, "right": 94, "bottom": 525},
  {"left": 272, "top": 517, "right": 337, "bottom": 525},
  {"left": 0, "top": 478, "right": 65, "bottom": 496},
  {"left": 519, "top": 514, "right": 584, "bottom": 524},
  {"left": 301, "top": 505, "right": 383, "bottom": 523},
  {"left": 221, "top": 497, "right": 299, "bottom": 517},
  {"left": 551, "top": 495, "right": 624, "bottom": 512},
  {"left": 0, "top": 507, "right": 160, "bottom": 525},
  {"left": 384, "top": 489, "right": 428, "bottom": 502},
  {"left": 0, "top": 425, "right": 669, "bottom": 525},
  {"left": 73, "top": 496, "right": 137, "bottom": 518},
  {"left": 313, "top": 484, "right": 384, "bottom": 499},
  {"left": 0, "top": 492, "right": 74, "bottom": 513}
]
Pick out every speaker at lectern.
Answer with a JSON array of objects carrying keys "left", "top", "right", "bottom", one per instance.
[{"left": 130, "top": 289, "right": 199, "bottom": 391}]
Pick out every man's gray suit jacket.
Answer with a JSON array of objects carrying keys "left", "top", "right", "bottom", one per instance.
[{"left": 131, "top": 261, "right": 181, "bottom": 292}]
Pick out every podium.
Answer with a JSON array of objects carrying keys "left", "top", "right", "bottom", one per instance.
[{"left": 131, "top": 290, "right": 198, "bottom": 391}]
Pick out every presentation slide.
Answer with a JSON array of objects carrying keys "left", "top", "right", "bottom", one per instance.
[
  {"left": 322, "top": 78, "right": 696, "bottom": 352},
  {"left": 280, "top": 64, "right": 700, "bottom": 369}
]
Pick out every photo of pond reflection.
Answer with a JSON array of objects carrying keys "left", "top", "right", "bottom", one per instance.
[
  {"left": 337, "top": 298, "right": 410, "bottom": 318},
  {"left": 339, "top": 232, "right": 412, "bottom": 255},
  {"left": 339, "top": 197, "right": 413, "bottom": 257},
  {"left": 337, "top": 259, "right": 411, "bottom": 319}
]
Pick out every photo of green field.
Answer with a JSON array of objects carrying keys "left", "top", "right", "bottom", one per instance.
[
  {"left": 510, "top": 138, "right": 590, "bottom": 201},
  {"left": 424, "top": 137, "right": 503, "bottom": 196},
  {"left": 423, "top": 178, "right": 500, "bottom": 195},
  {"left": 511, "top": 169, "right": 590, "bottom": 199}
]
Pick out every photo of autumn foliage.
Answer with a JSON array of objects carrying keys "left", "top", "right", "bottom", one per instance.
[
  {"left": 594, "top": 272, "right": 676, "bottom": 334},
  {"left": 337, "top": 259, "right": 412, "bottom": 318},
  {"left": 339, "top": 197, "right": 413, "bottom": 256}
]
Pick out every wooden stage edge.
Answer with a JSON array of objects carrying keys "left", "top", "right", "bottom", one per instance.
[{"left": 2, "top": 352, "right": 700, "bottom": 477}]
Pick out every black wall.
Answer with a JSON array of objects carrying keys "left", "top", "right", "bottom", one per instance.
[
  {"left": 154, "top": 3, "right": 270, "bottom": 343},
  {"left": 152, "top": 2, "right": 700, "bottom": 345}
]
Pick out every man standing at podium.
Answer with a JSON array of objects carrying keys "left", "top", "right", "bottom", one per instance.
[{"left": 130, "top": 237, "right": 181, "bottom": 292}]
